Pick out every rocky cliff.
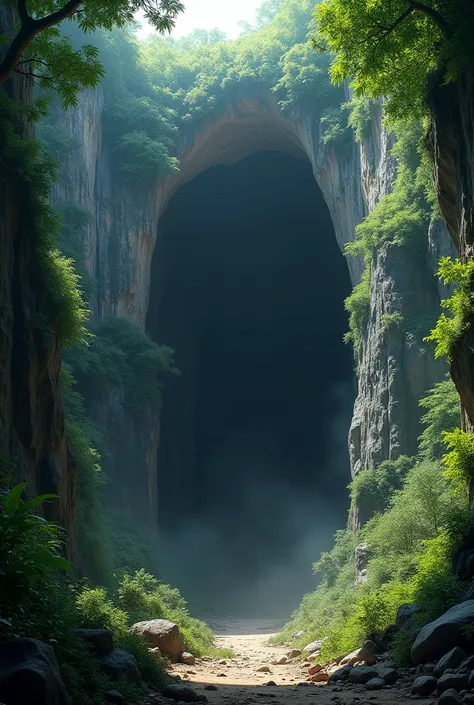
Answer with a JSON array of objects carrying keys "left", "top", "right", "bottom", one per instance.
[
  {"left": 50, "top": 86, "right": 453, "bottom": 528},
  {"left": 0, "top": 7, "right": 75, "bottom": 551}
]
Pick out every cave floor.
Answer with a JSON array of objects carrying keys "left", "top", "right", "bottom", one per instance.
[{"left": 161, "top": 619, "right": 430, "bottom": 705}]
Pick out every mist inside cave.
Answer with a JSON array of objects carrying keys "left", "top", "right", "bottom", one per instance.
[{"left": 147, "top": 151, "right": 355, "bottom": 618}]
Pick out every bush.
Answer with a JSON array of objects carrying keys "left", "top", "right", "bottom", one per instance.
[
  {"left": 425, "top": 258, "right": 474, "bottom": 360},
  {"left": 350, "top": 455, "right": 414, "bottom": 524}
]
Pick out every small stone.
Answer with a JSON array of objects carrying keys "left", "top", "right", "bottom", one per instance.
[
  {"left": 379, "top": 667, "right": 399, "bottom": 685},
  {"left": 180, "top": 652, "right": 195, "bottom": 666},
  {"left": 365, "top": 678, "right": 385, "bottom": 690},
  {"left": 272, "top": 657, "right": 287, "bottom": 665},
  {"left": 218, "top": 659, "right": 227, "bottom": 665},
  {"left": 104, "top": 691, "right": 125, "bottom": 704},
  {"left": 310, "top": 671, "right": 329, "bottom": 682},
  {"left": 287, "top": 649, "right": 303, "bottom": 659},
  {"left": 265, "top": 681, "right": 277, "bottom": 686},
  {"left": 410, "top": 676, "right": 437, "bottom": 696},
  {"left": 303, "top": 640, "right": 323, "bottom": 653},
  {"left": 438, "top": 689, "right": 463, "bottom": 705},
  {"left": 257, "top": 666, "right": 271, "bottom": 673},
  {"left": 204, "top": 685, "right": 218, "bottom": 691},
  {"left": 150, "top": 647, "right": 162, "bottom": 657},
  {"left": 308, "top": 663, "right": 322, "bottom": 676},
  {"left": 216, "top": 673, "right": 227, "bottom": 677}
]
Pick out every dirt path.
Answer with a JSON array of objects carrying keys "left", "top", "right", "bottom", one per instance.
[{"left": 166, "top": 619, "right": 431, "bottom": 705}]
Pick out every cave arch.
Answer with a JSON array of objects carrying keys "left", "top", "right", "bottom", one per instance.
[{"left": 147, "top": 147, "right": 355, "bottom": 616}]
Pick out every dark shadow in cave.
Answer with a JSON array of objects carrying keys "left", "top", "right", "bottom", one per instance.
[{"left": 147, "top": 151, "right": 355, "bottom": 618}]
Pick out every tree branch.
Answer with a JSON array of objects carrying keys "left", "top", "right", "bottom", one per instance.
[
  {"left": 0, "top": 0, "right": 83, "bottom": 86},
  {"left": 408, "top": 1, "right": 450, "bottom": 36}
]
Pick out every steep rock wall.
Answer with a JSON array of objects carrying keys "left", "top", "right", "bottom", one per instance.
[
  {"left": 52, "top": 90, "right": 451, "bottom": 528},
  {"left": 0, "top": 7, "right": 75, "bottom": 551}
]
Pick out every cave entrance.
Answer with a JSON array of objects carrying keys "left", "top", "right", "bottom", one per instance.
[{"left": 147, "top": 151, "right": 355, "bottom": 618}]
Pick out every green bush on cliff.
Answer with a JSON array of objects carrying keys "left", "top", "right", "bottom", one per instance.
[{"left": 275, "top": 379, "right": 470, "bottom": 661}]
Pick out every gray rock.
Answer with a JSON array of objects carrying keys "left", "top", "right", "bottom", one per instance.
[
  {"left": 303, "top": 640, "right": 323, "bottom": 653},
  {"left": 293, "top": 630, "right": 305, "bottom": 639},
  {"left": 411, "top": 601, "right": 474, "bottom": 664},
  {"left": 163, "top": 684, "right": 207, "bottom": 702},
  {"left": 130, "top": 619, "right": 184, "bottom": 662},
  {"left": 328, "top": 665, "right": 352, "bottom": 683},
  {"left": 434, "top": 648, "right": 468, "bottom": 678},
  {"left": 365, "top": 677, "right": 385, "bottom": 690},
  {"left": 355, "top": 543, "right": 372, "bottom": 572},
  {"left": 0, "top": 638, "right": 69, "bottom": 705},
  {"left": 379, "top": 667, "right": 399, "bottom": 685},
  {"left": 104, "top": 691, "right": 125, "bottom": 704},
  {"left": 462, "top": 695, "right": 474, "bottom": 705},
  {"left": 438, "top": 689, "right": 463, "bottom": 705},
  {"left": 469, "top": 670, "right": 474, "bottom": 689},
  {"left": 458, "top": 656, "right": 474, "bottom": 673},
  {"left": 73, "top": 628, "right": 113, "bottom": 656},
  {"left": 348, "top": 667, "right": 379, "bottom": 684},
  {"left": 204, "top": 685, "right": 217, "bottom": 691},
  {"left": 101, "top": 648, "right": 141, "bottom": 685},
  {"left": 180, "top": 652, "right": 195, "bottom": 666},
  {"left": 437, "top": 673, "right": 469, "bottom": 693},
  {"left": 396, "top": 604, "right": 420, "bottom": 629},
  {"left": 410, "top": 675, "right": 437, "bottom": 696}
]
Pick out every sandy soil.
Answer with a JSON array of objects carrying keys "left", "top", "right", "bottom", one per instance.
[{"left": 166, "top": 619, "right": 430, "bottom": 705}]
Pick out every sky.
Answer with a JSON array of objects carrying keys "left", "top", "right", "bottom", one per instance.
[{"left": 136, "top": 0, "right": 263, "bottom": 40}]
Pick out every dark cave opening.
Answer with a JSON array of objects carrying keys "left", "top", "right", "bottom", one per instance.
[{"left": 147, "top": 151, "right": 355, "bottom": 618}]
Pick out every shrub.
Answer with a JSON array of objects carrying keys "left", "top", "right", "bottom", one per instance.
[
  {"left": 425, "top": 258, "right": 474, "bottom": 360},
  {"left": 419, "top": 378, "right": 461, "bottom": 460},
  {"left": 442, "top": 427, "right": 474, "bottom": 494}
]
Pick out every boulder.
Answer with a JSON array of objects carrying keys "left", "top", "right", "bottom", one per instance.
[
  {"left": 328, "top": 665, "right": 352, "bottom": 683},
  {"left": 341, "top": 640, "right": 377, "bottom": 666},
  {"left": 293, "top": 631, "right": 305, "bottom": 639},
  {"left": 396, "top": 604, "right": 420, "bottom": 629},
  {"left": 303, "top": 640, "right": 323, "bottom": 653},
  {"left": 0, "top": 638, "right": 69, "bottom": 705},
  {"left": 437, "top": 673, "right": 469, "bottom": 693},
  {"left": 462, "top": 695, "right": 474, "bottom": 704},
  {"left": 307, "top": 651, "right": 321, "bottom": 661},
  {"left": 438, "top": 689, "right": 463, "bottom": 705},
  {"left": 348, "top": 666, "right": 379, "bottom": 684},
  {"left": 73, "top": 628, "right": 113, "bottom": 657},
  {"left": 412, "top": 601, "right": 474, "bottom": 664},
  {"left": 101, "top": 649, "right": 141, "bottom": 685},
  {"left": 377, "top": 624, "right": 398, "bottom": 651},
  {"left": 379, "top": 667, "right": 399, "bottom": 685},
  {"left": 434, "top": 648, "right": 468, "bottom": 678},
  {"left": 410, "top": 675, "right": 437, "bottom": 696},
  {"left": 162, "top": 684, "right": 207, "bottom": 703},
  {"left": 365, "top": 677, "right": 385, "bottom": 690},
  {"left": 180, "top": 652, "right": 195, "bottom": 666},
  {"left": 130, "top": 619, "right": 184, "bottom": 662},
  {"left": 458, "top": 656, "right": 474, "bottom": 672}
]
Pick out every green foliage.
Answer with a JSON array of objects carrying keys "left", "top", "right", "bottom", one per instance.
[
  {"left": 113, "top": 130, "right": 179, "bottom": 184},
  {"left": 0, "top": 93, "right": 88, "bottom": 348},
  {"left": 277, "top": 371, "right": 470, "bottom": 660},
  {"left": 343, "top": 267, "right": 370, "bottom": 359},
  {"left": 442, "top": 427, "right": 474, "bottom": 494},
  {"left": 346, "top": 94, "right": 374, "bottom": 142},
  {"left": 381, "top": 312, "right": 404, "bottom": 330},
  {"left": 419, "top": 378, "right": 461, "bottom": 459},
  {"left": 315, "top": 0, "right": 474, "bottom": 121},
  {"left": 319, "top": 105, "right": 352, "bottom": 153},
  {"left": 350, "top": 456, "right": 414, "bottom": 523},
  {"left": 77, "top": 586, "right": 129, "bottom": 637},
  {"left": 0, "top": 484, "right": 71, "bottom": 615},
  {"left": 66, "top": 316, "right": 178, "bottom": 412},
  {"left": 425, "top": 258, "right": 474, "bottom": 360}
]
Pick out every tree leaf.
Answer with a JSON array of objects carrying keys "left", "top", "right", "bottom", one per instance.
[{"left": 4, "top": 484, "right": 27, "bottom": 515}]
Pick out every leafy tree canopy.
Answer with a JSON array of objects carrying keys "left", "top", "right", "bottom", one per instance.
[
  {"left": 315, "top": 0, "right": 474, "bottom": 119},
  {"left": 0, "top": 0, "right": 184, "bottom": 106}
]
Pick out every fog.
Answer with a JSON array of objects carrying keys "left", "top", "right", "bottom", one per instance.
[{"left": 147, "top": 151, "right": 355, "bottom": 618}]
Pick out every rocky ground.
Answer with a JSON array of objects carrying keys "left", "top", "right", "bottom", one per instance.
[{"left": 156, "top": 619, "right": 434, "bottom": 705}]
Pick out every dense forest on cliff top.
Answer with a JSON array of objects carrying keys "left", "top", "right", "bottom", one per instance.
[{"left": 2, "top": 0, "right": 474, "bottom": 702}]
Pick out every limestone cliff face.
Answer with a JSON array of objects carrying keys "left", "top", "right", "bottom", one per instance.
[
  {"left": 52, "top": 90, "right": 452, "bottom": 527},
  {"left": 0, "top": 7, "right": 75, "bottom": 551}
]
